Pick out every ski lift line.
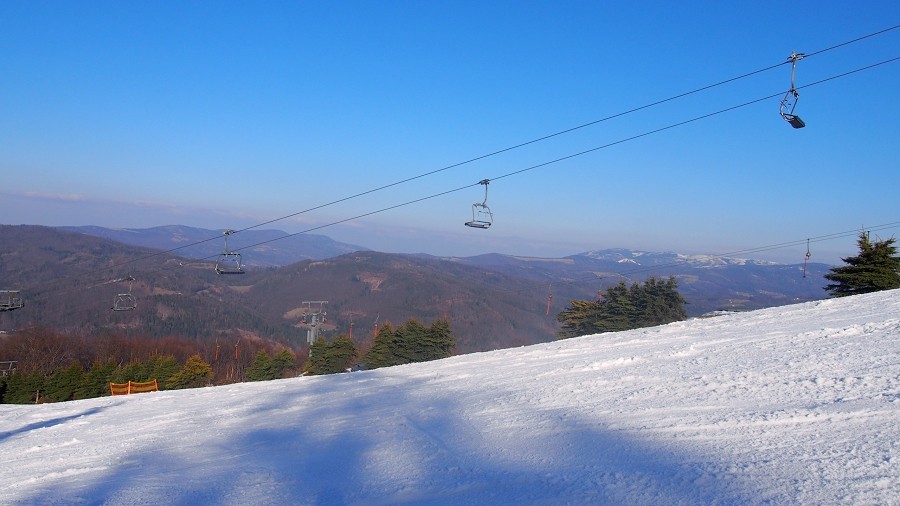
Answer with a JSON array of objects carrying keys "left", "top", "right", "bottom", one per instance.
[
  {"left": 788, "top": 55, "right": 900, "bottom": 96},
  {"left": 801, "top": 23, "right": 900, "bottom": 59},
  {"left": 20, "top": 32, "right": 899, "bottom": 288},
  {"left": 66, "top": 24, "right": 900, "bottom": 270},
  {"left": 225, "top": 64, "right": 794, "bottom": 234},
  {"left": 202, "top": 56, "right": 900, "bottom": 258},
  {"left": 219, "top": 23, "right": 900, "bottom": 236},
  {"left": 506, "top": 55, "right": 900, "bottom": 181},
  {"left": 803, "top": 239, "right": 812, "bottom": 278},
  {"left": 10, "top": 55, "right": 900, "bottom": 302}
]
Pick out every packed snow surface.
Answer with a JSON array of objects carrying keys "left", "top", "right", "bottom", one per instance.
[{"left": 2, "top": 290, "right": 899, "bottom": 505}]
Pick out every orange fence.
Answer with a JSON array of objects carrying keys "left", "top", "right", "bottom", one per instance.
[{"left": 109, "top": 379, "right": 159, "bottom": 396}]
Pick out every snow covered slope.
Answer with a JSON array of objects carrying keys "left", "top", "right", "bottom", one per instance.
[{"left": 1, "top": 290, "right": 898, "bottom": 505}]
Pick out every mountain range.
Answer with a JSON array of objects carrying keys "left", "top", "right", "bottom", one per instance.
[
  {"left": 58, "top": 225, "right": 367, "bottom": 266},
  {"left": 0, "top": 225, "right": 832, "bottom": 353}
]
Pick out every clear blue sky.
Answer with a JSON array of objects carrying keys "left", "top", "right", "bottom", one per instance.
[{"left": 2, "top": 1, "right": 898, "bottom": 264}]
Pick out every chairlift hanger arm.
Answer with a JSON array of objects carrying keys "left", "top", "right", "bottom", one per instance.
[
  {"left": 781, "top": 51, "right": 807, "bottom": 128},
  {"left": 465, "top": 179, "right": 494, "bottom": 229},
  {"left": 215, "top": 229, "right": 246, "bottom": 273}
]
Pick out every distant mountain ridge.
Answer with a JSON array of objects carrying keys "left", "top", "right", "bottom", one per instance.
[
  {"left": 449, "top": 249, "right": 830, "bottom": 315},
  {"left": 1, "top": 225, "right": 833, "bottom": 354},
  {"left": 58, "top": 225, "right": 368, "bottom": 267},
  {"left": 57, "top": 225, "right": 833, "bottom": 315},
  {"left": 578, "top": 248, "right": 780, "bottom": 267}
]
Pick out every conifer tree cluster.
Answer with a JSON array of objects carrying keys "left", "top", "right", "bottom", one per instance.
[
  {"left": 363, "top": 318, "right": 455, "bottom": 369},
  {"left": 0, "top": 328, "right": 302, "bottom": 404},
  {"left": 824, "top": 231, "right": 900, "bottom": 297},
  {"left": 305, "top": 335, "right": 358, "bottom": 375},
  {"left": 0, "top": 354, "right": 215, "bottom": 404},
  {"left": 246, "top": 349, "right": 299, "bottom": 381},
  {"left": 556, "top": 276, "right": 687, "bottom": 339}
]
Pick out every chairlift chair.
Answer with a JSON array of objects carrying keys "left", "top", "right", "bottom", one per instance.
[
  {"left": 112, "top": 276, "right": 137, "bottom": 311},
  {"left": 215, "top": 230, "right": 245, "bottom": 274},
  {"left": 464, "top": 179, "right": 494, "bottom": 229},
  {"left": 113, "top": 293, "right": 137, "bottom": 311},
  {"left": 0, "top": 290, "right": 24, "bottom": 312},
  {"left": 780, "top": 51, "right": 806, "bottom": 129}
]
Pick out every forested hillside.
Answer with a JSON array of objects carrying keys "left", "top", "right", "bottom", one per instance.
[
  {"left": 0, "top": 225, "right": 833, "bottom": 355},
  {"left": 0, "top": 226, "right": 558, "bottom": 353}
]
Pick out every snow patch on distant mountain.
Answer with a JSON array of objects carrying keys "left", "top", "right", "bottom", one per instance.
[{"left": 580, "top": 249, "right": 779, "bottom": 268}]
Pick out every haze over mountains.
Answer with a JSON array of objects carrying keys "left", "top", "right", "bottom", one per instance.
[
  {"left": 58, "top": 225, "right": 368, "bottom": 267},
  {"left": 1, "top": 225, "right": 832, "bottom": 353}
]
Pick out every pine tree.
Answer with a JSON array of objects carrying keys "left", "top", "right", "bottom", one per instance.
[
  {"left": 2, "top": 371, "right": 45, "bottom": 404},
  {"left": 271, "top": 349, "right": 297, "bottom": 378},
  {"left": 632, "top": 276, "right": 687, "bottom": 327},
  {"left": 146, "top": 355, "right": 180, "bottom": 389},
  {"left": 602, "top": 282, "right": 637, "bottom": 332},
  {"left": 166, "top": 355, "right": 213, "bottom": 389},
  {"left": 363, "top": 323, "right": 400, "bottom": 369},
  {"left": 113, "top": 360, "right": 149, "bottom": 384},
  {"left": 76, "top": 360, "right": 117, "bottom": 399},
  {"left": 425, "top": 319, "right": 455, "bottom": 361},
  {"left": 246, "top": 350, "right": 275, "bottom": 381},
  {"left": 556, "top": 299, "right": 606, "bottom": 339},
  {"left": 306, "top": 335, "right": 357, "bottom": 375},
  {"left": 44, "top": 364, "right": 84, "bottom": 402},
  {"left": 824, "top": 231, "right": 900, "bottom": 297}
]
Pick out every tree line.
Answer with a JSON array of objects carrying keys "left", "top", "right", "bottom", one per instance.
[
  {"left": 0, "top": 317, "right": 456, "bottom": 404},
  {"left": 304, "top": 318, "right": 455, "bottom": 375},
  {"left": 0, "top": 328, "right": 302, "bottom": 404}
]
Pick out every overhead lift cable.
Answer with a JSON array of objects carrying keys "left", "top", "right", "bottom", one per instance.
[
  {"left": 66, "top": 55, "right": 900, "bottom": 283},
  {"left": 10, "top": 50, "right": 900, "bottom": 304},
  {"left": 35, "top": 24, "right": 900, "bottom": 278}
]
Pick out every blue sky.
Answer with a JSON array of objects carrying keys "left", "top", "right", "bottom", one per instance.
[{"left": 2, "top": 1, "right": 898, "bottom": 264}]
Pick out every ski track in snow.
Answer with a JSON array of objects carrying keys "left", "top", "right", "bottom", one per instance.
[{"left": 1, "top": 290, "right": 899, "bottom": 505}]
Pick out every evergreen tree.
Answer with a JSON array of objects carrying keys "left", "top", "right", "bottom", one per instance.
[
  {"left": 146, "top": 355, "right": 180, "bottom": 389},
  {"left": 392, "top": 319, "right": 430, "bottom": 363},
  {"left": 44, "top": 364, "right": 84, "bottom": 402},
  {"left": 246, "top": 350, "right": 275, "bottom": 381},
  {"left": 555, "top": 299, "right": 606, "bottom": 339},
  {"left": 632, "top": 276, "right": 687, "bottom": 327},
  {"left": 424, "top": 319, "right": 456, "bottom": 361},
  {"left": 76, "top": 360, "right": 117, "bottom": 399},
  {"left": 1, "top": 371, "right": 45, "bottom": 404},
  {"left": 824, "top": 231, "right": 900, "bottom": 297},
  {"left": 305, "top": 335, "right": 357, "bottom": 375},
  {"left": 601, "top": 282, "right": 637, "bottom": 332},
  {"left": 166, "top": 355, "right": 213, "bottom": 389},
  {"left": 271, "top": 349, "right": 297, "bottom": 378},
  {"left": 112, "top": 360, "right": 149, "bottom": 384},
  {"left": 363, "top": 323, "right": 400, "bottom": 369}
]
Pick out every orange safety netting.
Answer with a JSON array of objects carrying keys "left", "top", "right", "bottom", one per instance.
[{"left": 109, "top": 379, "right": 159, "bottom": 396}]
